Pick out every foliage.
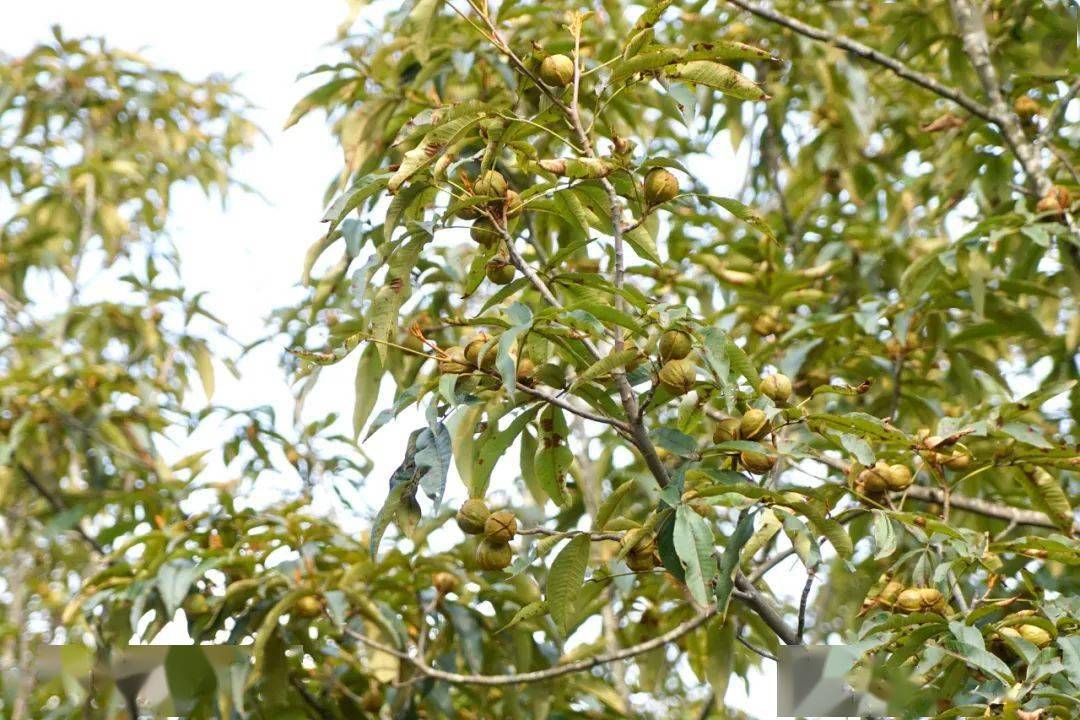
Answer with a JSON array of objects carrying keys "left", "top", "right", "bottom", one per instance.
[{"left": 3, "top": 2, "right": 1080, "bottom": 719}]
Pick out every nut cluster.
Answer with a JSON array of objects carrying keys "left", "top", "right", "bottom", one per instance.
[{"left": 458, "top": 500, "right": 517, "bottom": 570}]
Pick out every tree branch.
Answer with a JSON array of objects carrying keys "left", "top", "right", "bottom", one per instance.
[
  {"left": 343, "top": 607, "right": 716, "bottom": 686},
  {"left": 947, "top": 0, "right": 1051, "bottom": 197},
  {"left": 813, "top": 454, "right": 1074, "bottom": 532},
  {"left": 724, "top": 0, "right": 995, "bottom": 123},
  {"left": 17, "top": 463, "right": 105, "bottom": 555}
]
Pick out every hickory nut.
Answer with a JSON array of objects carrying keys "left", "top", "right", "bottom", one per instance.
[
  {"left": 484, "top": 510, "right": 518, "bottom": 543},
  {"left": 540, "top": 54, "right": 575, "bottom": 86},
  {"left": 476, "top": 538, "right": 513, "bottom": 570},
  {"left": 759, "top": 373, "right": 793, "bottom": 403},
  {"left": 658, "top": 329, "right": 693, "bottom": 362},
  {"left": 456, "top": 498, "right": 491, "bottom": 535},
  {"left": 739, "top": 408, "right": 770, "bottom": 441},
  {"left": 643, "top": 167, "right": 679, "bottom": 206},
  {"left": 658, "top": 358, "right": 696, "bottom": 395}
]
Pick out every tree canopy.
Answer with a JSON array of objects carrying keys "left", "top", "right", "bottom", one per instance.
[{"left": 2, "top": 1, "right": 1079, "bottom": 718}]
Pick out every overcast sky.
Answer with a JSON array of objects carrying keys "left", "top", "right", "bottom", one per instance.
[{"left": 2, "top": 3, "right": 787, "bottom": 716}]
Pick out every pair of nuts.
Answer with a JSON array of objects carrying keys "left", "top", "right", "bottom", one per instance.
[{"left": 858, "top": 461, "right": 913, "bottom": 494}]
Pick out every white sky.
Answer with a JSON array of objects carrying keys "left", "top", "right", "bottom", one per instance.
[{"left": 2, "top": 3, "right": 794, "bottom": 716}]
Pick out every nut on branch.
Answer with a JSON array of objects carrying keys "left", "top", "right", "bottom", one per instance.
[
  {"left": 539, "top": 54, "right": 575, "bottom": 86},
  {"left": 456, "top": 498, "right": 491, "bottom": 535},
  {"left": 643, "top": 167, "right": 679, "bottom": 206}
]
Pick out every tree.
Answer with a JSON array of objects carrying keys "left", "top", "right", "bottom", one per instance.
[{"left": 4, "top": 1, "right": 1080, "bottom": 718}]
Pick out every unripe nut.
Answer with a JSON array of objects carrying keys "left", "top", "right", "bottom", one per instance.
[
  {"left": 486, "top": 259, "right": 516, "bottom": 285},
  {"left": 739, "top": 408, "right": 770, "bottom": 441},
  {"left": 465, "top": 334, "right": 497, "bottom": 371},
  {"left": 540, "top": 54, "right": 575, "bottom": 86},
  {"left": 476, "top": 538, "right": 513, "bottom": 570},
  {"left": 1017, "top": 624, "right": 1052, "bottom": 647},
  {"left": 295, "top": 594, "right": 323, "bottom": 618},
  {"left": 896, "top": 588, "right": 924, "bottom": 613},
  {"left": 740, "top": 450, "right": 776, "bottom": 475},
  {"left": 659, "top": 329, "right": 693, "bottom": 362},
  {"left": 712, "top": 418, "right": 741, "bottom": 444},
  {"left": 643, "top": 167, "right": 679, "bottom": 206},
  {"left": 658, "top": 358, "right": 696, "bottom": 395},
  {"left": 470, "top": 219, "right": 500, "bottom": 246},
  {"left": 759, "top": 373, "right": 793, "bottom": 402},
  {"left": 438, "top": 346, "right": 471, "bottom": 374},
  {"left": 484, "top": 510, "right": 518, "bottom": 543},
  {"left": 456, "top": 498, "right": 490, "bottom": 535},
  {"left": 885, "top": 463, "right": 913, "bottom": 491},
  {"left": 433, "top": 572, "right": 458, "bottom": 595},
  {"left": 474, "top": 170, "right": 508, "bottom": 198}
]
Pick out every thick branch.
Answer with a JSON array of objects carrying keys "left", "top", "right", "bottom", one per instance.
[
  {"left": 813, "top": 454, "right": 1074, "bottom": 533},
  {"left": 344, "top": 608, "right": 715, "bottom": 686},
  {"left": 948, "top": 0, "right": 1051, "bottom": 196},
  {"left": 725, "top": 0, "right": 995, "bottom": 123}
]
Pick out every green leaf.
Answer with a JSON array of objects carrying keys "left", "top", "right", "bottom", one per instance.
[
  {"left": 571, "top": 348, "right": 641, "bottom": 388},
  {"left": 594, "top": 480, "right": 636, "bottom": 530},
  {"left": 947, "top": 621, "right": 1014, "bottom": 684},
  {"left": 546, "top": 535, "right": 590, "bottom": 636},
  {"left": 697, "top": 194, "right": 776, "bottom": 242},
  {"left": 673, "top": 505, "right": 716, "bottom": 606},
  {"left": 535, "top": 445, "right": 574, "bottom": 507},
  {"left": 664, "top": 61, "right": 768, "bottom": 102},
  {"left": 496, "top": 600, "right": 548, "bottom": 634},
  {"left": 715, "top": 509, "right": 757, "bottom": 614},
  {"left": 1018, "top": 466, "right": 1073, "bottom": 531},
  {"left": 871, "top": 510, "right": 897, "bottom": 560},
  {"left": 352, "top": 343, "right": 383, "bottom": 439},
  {"left": 165, "top": 645, "right": 217, "bottom": 713},
  {"left": 624, "top": 219, "right": 662, "bottom": 265},
  {"left": 387, "top": 104, "right": 488, "bottom": 192},
  {"left": 472, "top": 406, "right": 541, "bottom": 497},
  {"left": 194, "top": 342, "right": 214, "bottom": 401},
  {"left": 612, "top": 44, "right": 778, "bottom": 84},
  {"left": 900, "top": 249, "right": 944, "bottom": 303}
]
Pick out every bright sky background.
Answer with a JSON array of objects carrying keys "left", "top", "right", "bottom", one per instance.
[{"left": 2, "top": 3, "right": 801, "bottom": 717}]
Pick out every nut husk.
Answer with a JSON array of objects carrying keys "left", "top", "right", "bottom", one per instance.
[
  {"left": 1017, "top": 624, "right": 1052, "bottom": 647},
  {"left": 484, "top": 509, "right": 518, "bottom": 543},
  {"left": 539, "top": 54, "right": 575, "bottom": 86},
  {"left": 516, "top": 357, "right": 536, "bottom": 385},
  {"left": 739, "top": 408, "right": 770, "bottom": 441},
  {"left": 712, "top": 417, "right": 741, "bottom": 444},
  {"left": 474, "top": 170, "right": 508, "bottom": 197},
  {"left": 465, "top": 334, "right": 497, "bottom": 372},
  {"left": 658, "top": 358, "right": 696, "bottom": 395},
  {"left": 896, "top": 588, "right": 924, "bottom": 613},
  {"left": 456, "top": 498, "right": 490, "bottom": 535},
  {"left": 659, "top": 329, "right": 693, "bottom": 362},
  {"left": 643, "top": 167, "right": 679, "bottom": 206},
  {"left": 438, "top": 346, "right": 471, "bottom": 374},
  {"left": 740, "top": 450, "right": 776, "bottom": 475},
  {"left": 476, "top": 538, "right": 513, "bottom": 570},
  {"left": 885, "top": 463, "right": 913, "bottom": 491},
  {"left": 486, "top": 258, "right": 516, "bottom": 285},
  {"left": 626, "top": 549, "right": 658, "bottom": 572},
  {"left": 759, "top": 373, "right": 793, "bottom": 402},
  {"left": 433, "top": 572, "right": 459, "bottom": 595},
  {"left": 505, "top": 189, "right": 524, "bottom": 218},
  {"left": 470, "top": 219, "right": 500, "bottom": 246},
  {"left": 295, "top": 594, "right": 324, "bottom": 618}
]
